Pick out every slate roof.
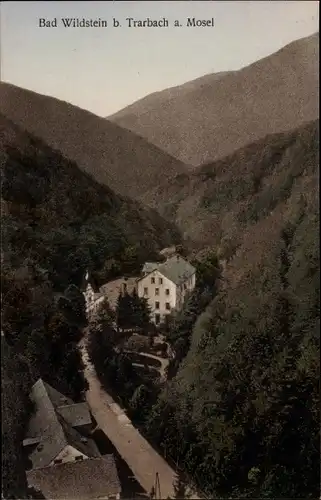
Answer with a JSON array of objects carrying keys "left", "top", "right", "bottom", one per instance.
[
  {"left": 140, "top": 255, "right": 196, "bottom": 286},
  {"left": 56, "top": 403, "right": 92, "bottom": 427},
  {"left": 43, "top": 381, "right": 74, "bottom": 408},
  {"left": 24, "top": 379, "right": 100, "bottom": 469},
  {"left": 159, "top": 245, "right": 177, "bottom": 256},
  {"left": 27, "top": 455, "right": 121, "bottom": 499},
  {"left": 142, "top": 262, "right": 160, "bottom": 274}
]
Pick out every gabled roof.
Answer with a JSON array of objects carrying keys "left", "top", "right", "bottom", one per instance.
[
  {"left": 142, "top": 262, "right": 160, "bottom": 274},
  {"left": 43, "top": 381, "right": 74, "bottom": 408},
  {"left": 56, "top": 403, "right": 92, "bottom": 428},
  {"left": 159, "top": 245, "right": 177, "bottom": 257},
  {"left": 27, "top": 455, "right": 121, "bottom": 499},
  {"left": 139, "top": 255, "right": 196, "bottom": 286},
  {"left": 24, "top": 379, "right": 100, "bottom": 469}
]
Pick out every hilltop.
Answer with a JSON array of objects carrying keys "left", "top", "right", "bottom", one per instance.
[
  {"left": 110, "top": 33, "right": 319, "bottom": 166},
  {"left": 0, "top": 83, "right": 187, "bottom": 199}
]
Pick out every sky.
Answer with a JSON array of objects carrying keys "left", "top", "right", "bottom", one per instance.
[{"left": 1, "top": 1, "right": 319, "bottom": 117}]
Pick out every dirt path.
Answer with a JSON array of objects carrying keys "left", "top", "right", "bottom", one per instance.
[
  {"left": 79, "top": 339, "right": 201, "bottom": 499},
  {"left": 123, "top": 350, "right": 169, "bottom": 380}
]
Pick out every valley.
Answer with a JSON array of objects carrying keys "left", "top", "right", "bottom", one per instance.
[{"left": 1, "top": 29, "right": 319, "bottom": 500}]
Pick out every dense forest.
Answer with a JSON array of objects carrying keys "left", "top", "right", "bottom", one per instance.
[
  {"left": 0, "top": 114, "right": 181, "bottom": 499},
  {"left": 141, "top": 122, "right": 320, "bottom": 498},
  {"left": 0, "top": 82, "right": 187, "bottom": 199},
  {"left": 1, "top": 109, "right": 319, "bottom": 500},
  {"left": 89, "top": 121, "right": 319, "bottom": 499},
  {"left": 141, "top": 119, "right": 319, "bottom": 256}
]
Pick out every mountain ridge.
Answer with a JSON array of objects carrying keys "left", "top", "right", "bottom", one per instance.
[
  {"left": 110, "top": 33, "right": 319, "bottom": 167},
  {"left": 139, "top": 118, "right": 319, "bottom": 260},
  {"left": 0, "top": 82, "right": 187, "bottom": 199}
]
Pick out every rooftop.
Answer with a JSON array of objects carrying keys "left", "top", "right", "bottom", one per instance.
[
  {"left": 24, "top": 379, "right": 100, "bottom": 469},
  {"left": 27, "top": 455, "right": 121, "bottom": 499},
  {"left": 140, "top": 255, "right": 196, "bottom": 285},
  {"left": 142, "top": 262, "right": 160, "bottom": 274},
  {"left": 56, "top": 403, "right": 92, "bottom": 428}
]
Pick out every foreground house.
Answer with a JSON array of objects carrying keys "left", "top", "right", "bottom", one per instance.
[
  {"left": 27, "top": 455, "right": 121, "bottom": 500},
  {"left": 23, "top": 379, "right": 100, "bottom": 469},
  {"left": 137, "top": 255, "right": 196, "bottom": 324},
  {"left": 23, "top": 379, "right": 121, "bottom": 499}
]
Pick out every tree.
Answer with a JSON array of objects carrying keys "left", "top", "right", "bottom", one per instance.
[
  {"left": 120, "top": 244, "right": 140, "bottom": 275},
  {"left": 63, "top": 284, "right": 86, "bottom": 326},
  {"left": 96, "top": 298, "right": 116, "bottom": 333},
  {"left": 129, "top": 384, "right": 150, "bottom": 421},
  {"left": 173, "top": 473, "right": 192, "bottom": 499},
  {"left": 116, "top": 291, "right": 133, "bottom": 330},
  {"left": 116, "top": 289, "right": 151, "bottom": 331},
  {"left": 131, "top": 289, "right": 151, "bottom": 330}
]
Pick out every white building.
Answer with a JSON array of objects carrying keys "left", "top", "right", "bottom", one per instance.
[
  {"left": 137, "top": 255, "right": 196, "bottom": 325},
  {"left": 82, "top": 271, "right": 105, "bottom": 321}
]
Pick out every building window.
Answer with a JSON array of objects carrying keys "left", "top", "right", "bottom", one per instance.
[
  {"left": 144, "top": 287, "right": 148, "bottom": 295},
  {"left": 155, "top": 301, "right": 160, "bottom": 309},
  {"left": 184, "top": 284, "right": 187, "bottom": 290},
  {"left": 165, "top": 302, "right": 171, "bottom": 310},
  {"left": 155, "top": 314, "right": 160, "bottom": 325},
  {"left": 155, "top": 288, "right": 159, "bottom": 296},
  {"left": 159, "top": 278, "right": 163, "bottom": 285},
  {"left": 54, "top": 459, "right": 62, "bottom": 464},
  {"left": 151, "top": 277, "right": 155, "bottom": 284},
  {"left": 75, "top": 456, "right": 84, "bottom": 461},
  {"left": 165, "top": 288, "right": 170, "bottom": 295}
]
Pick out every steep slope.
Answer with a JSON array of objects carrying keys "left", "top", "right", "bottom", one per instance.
[
  {"left": 0, "top": 113, "right": 181, "bottom": 288},
  {"left": 1, "top": 114, "right": 181, "bottom": 499},
  {"left": 2, "top": 334, "right": 31, "bottom": 499},
  {"left": 0, "top": 83, "right": 187, "bottom": 198},
  {"left": 110, "top": 33, "right": 319, "bottom": 166},
  {"left": 140, "top": 119, "right": 319, "bottom": 260},
  {"left": 144, "top": 120, "right": 319, "bottom": 498},
  {"left": 110, "top": 71, "right": 234, "bottom": 122}
]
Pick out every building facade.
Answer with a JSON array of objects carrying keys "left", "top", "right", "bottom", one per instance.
[
  {"left": 137, "top": 255, "right": 196, "bottom": 324},
  {"left": 24, "top": 379, "right": 121, "bottom": 499},
  {"left": 82, "top": 272, "right": 105, "bottom": 321}
]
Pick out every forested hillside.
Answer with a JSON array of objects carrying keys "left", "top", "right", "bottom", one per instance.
[
  {"left": 141, "top": 119, "right": 319, "bottom": 260},
  {"left": 141, "top": 122, "right": 320, "bottom": 498},
  {"left": 0, "top": 114, "right": 181, "bottom": 499},
  {"left": 0, "top": 82, "right": 187, "bottom": 198},
  {"left": 110, "top": 33, "right": 318, "bottom": 166},
  {"left": 1, "top": 86, "right": 319, "bottom": 499},
  {"left": 2, "top": 335, "right": 33, "bottom": 499}
]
